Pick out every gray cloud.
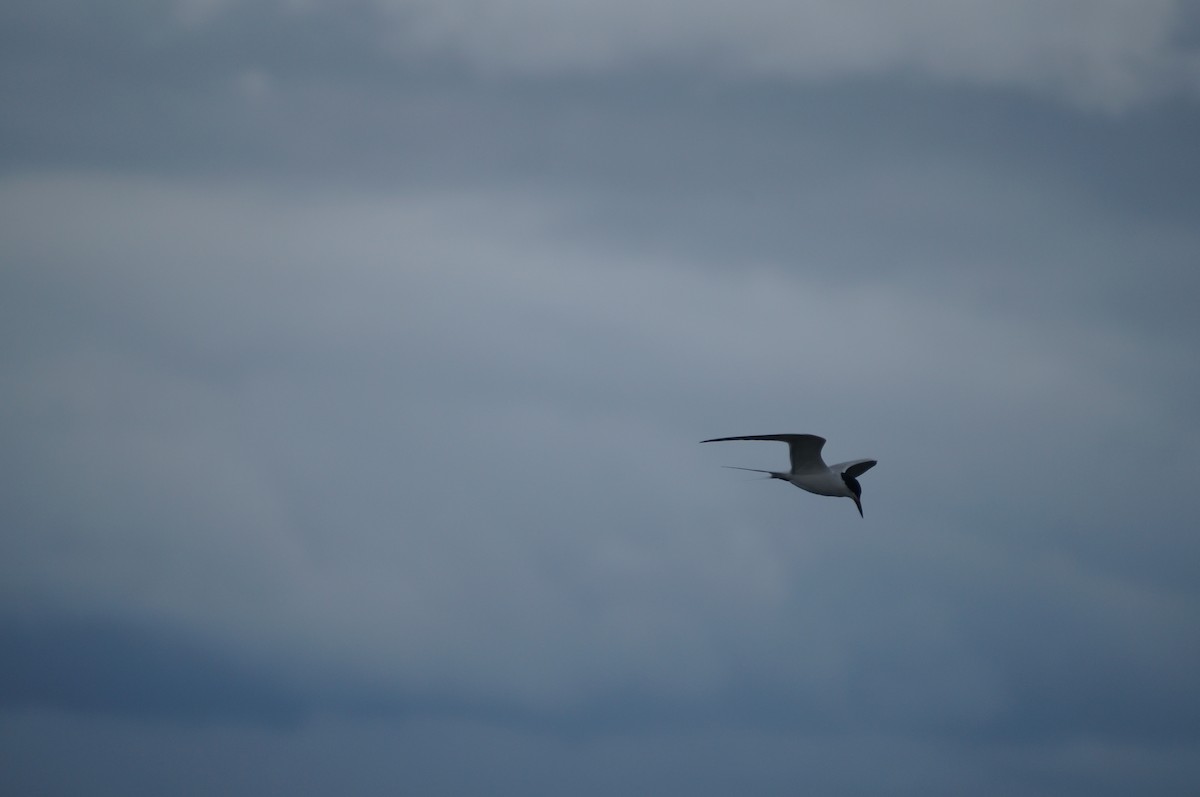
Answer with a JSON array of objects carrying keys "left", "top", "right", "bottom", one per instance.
[
  {"left": 291, "top": 0, "right": 1200, "bottom": 109},
  {"left": 2, "top": 173, "right": 1197, "bottom": 737},
  {"left": 3, "top": 2, "right": 1200, "bottom": 795},
  {"left": 5, "top": 1, "right": 1199, "bottom": 182},
  {"left": 0, "top": 614, "right": 303, "bottom": 724},
  {"left": 4, "top": 711, "right": 1200, "bottom": 797}
]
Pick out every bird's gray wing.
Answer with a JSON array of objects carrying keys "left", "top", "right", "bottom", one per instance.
[
  {"left": 701, "top": 434, "right": 827, "bottom": 473},
  {"left": 838, "top": 459, "right": 877, "bottom": 478}
]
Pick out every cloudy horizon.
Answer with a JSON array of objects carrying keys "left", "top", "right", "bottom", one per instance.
[{"left": 3, "top": 1, "right": 1200, "bottom": 795}]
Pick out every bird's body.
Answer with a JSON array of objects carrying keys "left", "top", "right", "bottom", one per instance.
[{"left": 701, "top": 433, "right": 877, "bottom": 516}]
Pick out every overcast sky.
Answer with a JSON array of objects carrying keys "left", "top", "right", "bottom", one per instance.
[{"left": 3, "top": 1, "right": 1200, "bottom": 795}]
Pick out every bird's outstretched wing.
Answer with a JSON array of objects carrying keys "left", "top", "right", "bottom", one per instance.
[
  {"left": 701, "top": 434, "right": 828, "bottom": 474},
  {"left": 839, "top": 459, "right": 877, "bottom": 479}
]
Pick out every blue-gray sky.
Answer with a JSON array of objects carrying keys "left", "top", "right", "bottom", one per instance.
[{"left": 3, "top": 1, "right": 1200, "bottom": 794}]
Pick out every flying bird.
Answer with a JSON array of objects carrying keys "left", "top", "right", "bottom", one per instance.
[{"left": 702, "top": 434, "right": 877, "bottom": 516}]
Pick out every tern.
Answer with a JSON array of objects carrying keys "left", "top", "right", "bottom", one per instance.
[{"left": 702, "top": 434, "right": 877, "bottom": 516}]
